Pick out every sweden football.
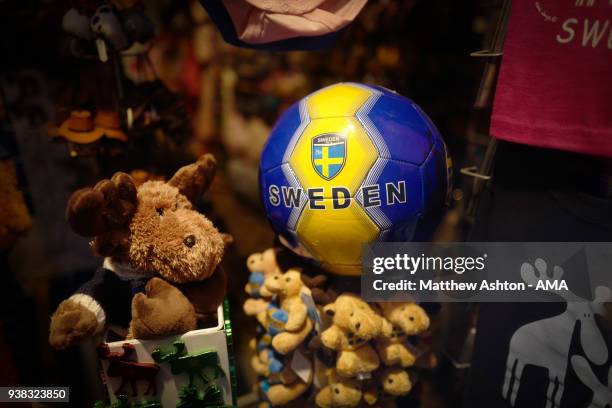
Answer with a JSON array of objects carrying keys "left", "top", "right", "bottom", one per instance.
[{"left": 259, "top": 83, "right": 450, "bottom": 275}]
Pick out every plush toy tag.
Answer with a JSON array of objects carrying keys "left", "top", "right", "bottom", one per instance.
[
  {"left": 300, "top": 287, "right": 321, "bottom": 333},
  {"left": 96, "top": 38, "right": 108, "bottom": 62},
  {"left": 312, "top": 357, "right": 327, "bottom": 389},
  {"left": 290, "top": 348, "right": 313, "bottom": 383}
]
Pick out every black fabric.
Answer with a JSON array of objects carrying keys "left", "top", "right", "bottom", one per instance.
[
  {"left": 76, "top": 267, "right": 148, "bottom": 328},
  {"left": 463, "top": 141, "right": 612, "bottom": 408}
]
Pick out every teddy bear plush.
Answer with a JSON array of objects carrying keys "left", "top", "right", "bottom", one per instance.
[
  {"left": 256, "top": 344, "right": 312, "bottom": 407},
  {"left": 49, "top": 154, "right": 230, "bottom": 349},
  {"left": 259, "top": 269, "right": 314, "bottom": 355},
  {"left": 315, "top": 368, "right": 363, "bottom": 408},
  {"left": 321, "top": 294, "right": 384, "bottom": 378},
  {"left": 259, "top": 374, "right": 311, "bottom": 407},
  {"left": 243, "top": 248, "right": 280, "bottom": 317},
  {"left": 249, "top": 340, "right": 312, "bottom": 406},
  {"left": 251, "top": 347, "right": 289, "bottom": 380},
  {"left": 249, "top": 337, "right": 298, "bottom": 386},
  {"left": 245, "top": 248, "right": 280, "bottom": 298},
  {"left": 359, "top": 367, "right": 411, "bottom": 407},
  {"left": 379, "top": 367, "right": 412, "bottom": 397},
  {"left": 375, "top": 302, "right": 429, "bottom": 368}
]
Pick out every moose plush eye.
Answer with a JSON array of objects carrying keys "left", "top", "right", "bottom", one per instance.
[
  {"left": 183, "top": 235, "right": 196, "bottom": 248},
  {"left": 156, "top": 207, "right": 164, "bottom": 216}
]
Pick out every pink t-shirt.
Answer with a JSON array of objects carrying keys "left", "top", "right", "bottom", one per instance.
[{"left": 491, "top": 1, "right": 612, "bottom": 157}]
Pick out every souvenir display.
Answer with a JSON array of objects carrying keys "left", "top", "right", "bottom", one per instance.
[
  {"left": 48, "top": 154, "right": 235, "bottom": 406},
  {"left": 241, "top": 254, "right": 432, "bottom": 407},
  {"left": 1, "top": 1, "right": 610, "bottom": 408}
]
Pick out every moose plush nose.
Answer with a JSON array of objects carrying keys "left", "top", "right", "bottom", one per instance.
[{"left": 183, "top": 235, "right": 196, "bottom": 248}]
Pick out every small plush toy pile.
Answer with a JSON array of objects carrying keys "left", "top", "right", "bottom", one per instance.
[
  {"left": 49, "top": 154, "right": 230, "bottom": 349},
  {"left": 243, "top": 249, "right": 430, "bottom": 407}
]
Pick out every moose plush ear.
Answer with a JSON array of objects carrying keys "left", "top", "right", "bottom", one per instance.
[
  {"left": 168, "top": 154, "right": 216, "bottom": 203},
  {"left": 66, "top": 172, "right": 137, "bottom": 237}
]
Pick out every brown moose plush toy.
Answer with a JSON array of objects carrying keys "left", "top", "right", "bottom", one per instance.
[{"left": 49, "top": 154, "right": 230, "bottom": 349}]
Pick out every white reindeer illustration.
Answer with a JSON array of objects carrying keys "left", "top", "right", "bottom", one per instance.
[
  {"left": 502, "top": 258, "right": 611, "bottom": 408},
  {"left": 571, "top": 355, "right": 612, "bottom": 408}
]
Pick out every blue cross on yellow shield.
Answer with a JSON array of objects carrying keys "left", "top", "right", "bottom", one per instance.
[{"left": 311, "top": 133, "right": 346, "bottom": 180}]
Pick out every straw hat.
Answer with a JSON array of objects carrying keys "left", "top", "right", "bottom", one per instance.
[
  {"left": 58, "top": 110, "right": 104, "bottom": 144},
  {"left": 94, "top": 110, "right": 128, "bottom": 141}
]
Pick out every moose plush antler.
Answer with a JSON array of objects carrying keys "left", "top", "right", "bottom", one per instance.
[
  {"left": 49, "top": 154, "right": 231, "bottom": 349},
  {"left": 66, "top": 172, "right": 137, "bottom": 237}
]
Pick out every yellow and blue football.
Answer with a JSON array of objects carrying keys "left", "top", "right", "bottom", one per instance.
[{"left": 259, "top": 83, "right": 450, "bottom": 275}]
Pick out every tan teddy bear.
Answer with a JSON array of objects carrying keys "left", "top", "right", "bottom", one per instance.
[
  {"left": 360, "top": 367, "right": 412, "bottom": 406},
  {"left": 379, "top": 367, "right": 412, "bottom": 397},
  {"left": 321, "top": 294, "right": 383, "bottom": 378},
  {"left": 248, "top": 336, "right": 311, "bottom": 407},
  {"left": 249, "top": 338, "right": 298, "bottom": 386},
  {"left": 243, "top": 248, "right": 280, "bottom": 317},
  {"left": 245, "top": 248, "right": 280, "bottom": 296},
  {"left": 260, "top": 269, "right": 314, "bottom": 355},
  {"left": 375, "top": 302, "right": 429, "bottom": 367},
  {"left": 260, "top": 376, "right": 311, "bottom": 407},
  {"left": 315, "top": 368, "right": 363, "bottom": 408},
  {"left": 253, "top": 340, "right": 313, "bottom": 406}
]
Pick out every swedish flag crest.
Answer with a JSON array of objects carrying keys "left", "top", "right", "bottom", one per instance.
[{"left": 312, "top": 133, "right": 346, "bottom": 180}]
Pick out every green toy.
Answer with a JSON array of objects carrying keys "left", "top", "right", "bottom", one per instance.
[
  {"left": 152, "top": 342, "right": 226, "bottom": 387},
  {"left": 176, "top": 383, "right": 231, "bottom": 408}
]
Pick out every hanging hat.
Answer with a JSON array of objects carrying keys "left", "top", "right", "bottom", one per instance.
[
  {"left": 58, "top": 110, "right": 104, "bottom": 144},
  {"left": 242, "top": 0, "right": 327, "bottom": 15},
  {"left": 201, "top": 0, "right": 367, "bottom": 51},
  {"left": 94, "top": 110, "right": 128, "bottom": 141}
]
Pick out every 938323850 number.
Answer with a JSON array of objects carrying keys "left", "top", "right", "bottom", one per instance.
[{"left": 2, "top": 387, "right": 69, "bottom": 402}]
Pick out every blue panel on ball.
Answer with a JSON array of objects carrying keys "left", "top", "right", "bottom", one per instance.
[
  {"left": 260, "top": 101, "right": 304, "bottom": 172},
  {"left": 260, "top": 165, "right": 295, "bottom": 229},
  {"left": 381, "top": 218, "right": 420, "bottom": 242},
  {"left": 366, "top": 87, "right": 433, "bottom": 165},
  {"left": 420, "top": 138, "right": 448, "bottom": 215},
  {"left": 412, "top": 102, "right": 445, "bottom": 145},
  {"left": 373, "top": 159, "right": 423, "bottom": 226}
]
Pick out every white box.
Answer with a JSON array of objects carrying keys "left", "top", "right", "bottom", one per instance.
[{"left": 99, "top": 302, "right": 235, "bottom": 407}]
